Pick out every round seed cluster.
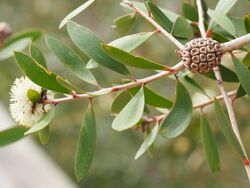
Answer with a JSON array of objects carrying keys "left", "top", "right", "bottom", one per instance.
[{"left": 180, "top": 38, "right": 223, "bottom": 73}]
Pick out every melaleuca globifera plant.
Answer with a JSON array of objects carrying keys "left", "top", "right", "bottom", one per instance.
[{"left": 1, "top": 0, "right": 250, "bottom": 182}]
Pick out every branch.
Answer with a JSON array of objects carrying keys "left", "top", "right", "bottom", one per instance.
[
  {"left": 44, "top": 62, "right": 185, "bottom": 104},
  {"left": 196, "top": 0, "right": 206, "bottom": 38},
  {"left": 223, "top": 33, "right": 250, "bottom": 53},
  {"left": 213, "top": 66, "right": 250, "bottom": 183},
  {"left": 44, "top": 32, "right": 250, "bottom": 105},
  {"left": 122, "top": 0, "right": 184, "bottom": 49},
  {"left": 145, "top": 90, "right": 237, "bottom": 123}
]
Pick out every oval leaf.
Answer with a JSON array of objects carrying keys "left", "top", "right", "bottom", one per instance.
[
  {"left": 214, "top": 98, "right": 245, "bottom": 158},
  {"left": 109, "top": 32, "right": 154, "bottom": 52},
  {"left": 182, "top": 2, "right": 198, "bottom": 22},
  {"left": 112, "top": 86, "right": 145, "bottom": 131},
  {"left": 232, "top": 55, "right": 250, "bottom": 95},
  {"left": 121, "top": 1, "right": 180, "bottom": 22},
  {"left": 75, "top": 105, "right": 96, "bottom": 181},
  {"left": 127, "top": 86, "right": 173, "bottom": 109},
  {"left": 172, "top": 17, "right": 194, "bottom": 41},
  {"left": 147, "top": 2, "right": 173, "bottom": 32},
  {"left": 24, "top": 108, "right": 55, "bottom": 135},
  {"left": 208, "top": 9, "right": 236, "bottom": 36},
  {"left": 0, "top": 126, "right": 28, "bottom": 147},
  {"left": 67, "top": 21, "right": 130, "bottom": 75},
  {"left": 14, "top": 51, "right": 71, "bottom": 93},
  {"left": 0, "top": 38, "right": 30, "bottom": 61},
  {"left": 111, "top": 91, "right": 132, "bottom": 114},
  {"left": 160, "top": 81, "right": 193, "bottom": 138},
  {"left": 201, "top": 114, "right": 220, "bottom": 172},
  {"left": 29, "top": 43, "right": 47, "bottom": 68},
  {"left": 181, "top": 75, "right": 208, "bottom": 96},
  {"left": 102, "top": 44, "right": 166, "bottom": 70},
  {"left": 135, "top": 123, "right": 158, "bottom": 160},
  {"left": 46, "top": 36, "right": 97, "bottom": 86},
  {"left": 244, "top": 14, "right": 250, "bottom": 33},
  {"left": 39, "top": 125, "right": 50, "bottom": 145},
  {"left": 112, "top": 13, "right": 136, "bottom": 35},
  {"left": 86, "top": 32, "right": 154, "bottom": 69},
  {"left": 214, "top": 0, "right": 237, "bottom": 15},
  {"left": 59, "top": 0, "right": 95, "bottom": 29},
  {"left": 5, "top": 30, "right": 42, "bottom": 46},
  {"left": 203, "top": 64, "right": 238, "bottom": 82}
]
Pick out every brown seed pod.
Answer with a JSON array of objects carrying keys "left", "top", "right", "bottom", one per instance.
[{"left": 180, "top": 38, "right": 223, "bottom": 73}]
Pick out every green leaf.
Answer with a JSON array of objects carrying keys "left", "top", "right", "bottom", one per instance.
[
  {"left": 231, "top": 17, "right": 247, "bottom": 37},
  {"left": 208, "top": 0, "right": 237, "bottom": 29},
  {"left": 5, "top": 30, "right": 42, "bottom": 46},
  {"left": 160, "top": 81, "right": 193, "bottom": 138},
  {"left": 1, "top": 30, "right": 42, "bottom": 61},
  {"left": 102, "top": 44, "right": 166, "bottom": 70},
  {"left": 214, "top": 98, "right": 245, "bottom": 158},
  {"left": 232, "top": 56, "right": 250, "bottom": 95},
  {"left": 59, "top": 0, "right": 95, "bottom": 29},
  {"left": 207, "top": 9, "right": 236, "bottom": 36},
  {"left": 111, "top": 91, "right": 132, "bottom": 114},
  {"left": 112, "top": 13, "right": 136, "bottom": 35},
  {"left": 128, "top": 86, "right": 173, "bottom": 109},
  {"left": 182, "top": 2, "right": 198, "bottom": 22},
  {"left": 0, "top": 38, "right": 30, "bottom": 61},
  {"left": 67, "top": 21, "right": 130, "bottom": 75},
  {"left": 172, "top": 17, "right": 194, "bottom": 41},
  {"left": 244, "top": 14, "right": 250, "bottom": 33},
  {"left": 56, "top": 77, "right": 84, "bottom": 93},
  {"left": 27, "top": 89, "right": 41, "bottom": 103},
  {"left": 181, "top": 75, "right": 208, "bottom": 96},
  {"left": 211, "top": 32, "right": 230, "bottom": 43},
  {"left": 0, "top": 126, "right": 28, "bottom": 147},
  {"left": 29, "top": 43, "right": 47, "bottom": 68},
  {"left": 121, "top": 1, "right": 180, "bottom": 22},
  {"left": 86, "top": 59, "right": 99, "bottom": 69},
  {"left": 236, "top": 84, "right": 246, "bottom": 99},
  {"left": 147, "top": 2, "right": 173, "bottom": 32},
  {"left": 203, "top": 64, "right": 238, "bottom": 82},
  {"left": 201, "top": 0, "right": 209, "bottom": 21},
  {"left": 39, "top": 125, "right": 50, "bottom": 145},
  {"left": 86, "top": 32, "right": 154, "bottom": 69},
  {"left": 112, "top": 87, "right": 145, "bottom": 131},
  {"left": 243, "top": 52, "right": 250, "bottom": 66},
  {"left": 24, "top": 108, "right": 55, "bottom": 135},
  {"left": 200, "top": 114, "right": 220, "bottom": 172},
  {"left": 75, "top": 105, "right": 96, "bottom": 181},
  {"left": 135, "top": 124, "right": 158, "bottom": 160},
  {"left": 214, "top": 0, "right": 237, "bottom": 15},
  {"left": 14, "top": 51, "right": 71, "bottom": 93},
  {"left": 109, "top": 32, "right": 154, "bottom": 52},
  {"left": 46, "top": 36, "right": 97, "bottom": 86}
]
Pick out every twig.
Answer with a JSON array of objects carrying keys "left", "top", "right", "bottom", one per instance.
[
  {"left": 145, "top": 90, "right": 237, "bottom": 123},
  {"left": 43, "top": 33, "right": 250, "bottom": 105},
  {"left": 213, "top": 66, "right": 250, "bottom": 183},
  {"left": 193, "top": 90, "right": 236, "bottom": 109},
  {"left": 44, "top": 62, "right": 184, "bottom": 104},
  {"left": 223, "top": 33, "right": 250, "bottom": 53},
  {"left": 196, "top": 0, "right": 206, "bottom": 38},
  {"left": 122, "top": 0, "right": 184, "bottom": 49}
]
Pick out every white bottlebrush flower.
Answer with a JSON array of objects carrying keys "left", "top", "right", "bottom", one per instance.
[{"left": 10, "top": 76, "right": 54, "bottom": 127}]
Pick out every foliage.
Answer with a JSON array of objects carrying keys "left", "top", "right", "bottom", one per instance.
[{"left": 0, "top": 0, "right": 250, "bottom": 185}]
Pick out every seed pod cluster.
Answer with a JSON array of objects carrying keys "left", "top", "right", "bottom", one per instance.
[{"left": 180, "top": 38, "right": 223, "bottom": 73}]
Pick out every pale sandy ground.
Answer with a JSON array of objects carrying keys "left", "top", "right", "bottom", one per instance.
[{"left": 0, "top": 103, "right": 78, "bottom": 188}]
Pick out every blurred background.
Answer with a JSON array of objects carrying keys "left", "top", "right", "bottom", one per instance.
[{"left": 0, "top": 0, "right": 250, "bottom": 187}]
